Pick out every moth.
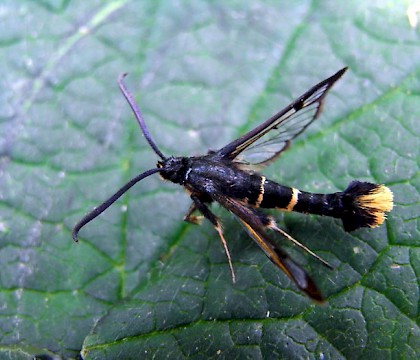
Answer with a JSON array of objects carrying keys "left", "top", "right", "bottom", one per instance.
[{"left": 73, "top": 67, "right": 393, "bottom": 301}]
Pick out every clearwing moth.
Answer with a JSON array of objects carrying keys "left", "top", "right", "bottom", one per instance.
[{"left": 73, "top": 67, "right": 393, "bottom": 301}]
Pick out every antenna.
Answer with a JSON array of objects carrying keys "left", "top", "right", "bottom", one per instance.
[
  {"left": 73, "top": 167, "right": 163, "bottom": 242},
  {"left": 118, "top": 74, "right": 166, "bottom": 160}
]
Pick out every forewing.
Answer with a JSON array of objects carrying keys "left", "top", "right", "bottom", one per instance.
[
  {"left": 217, "top": 67, "right": 347, "bottom": 166},
  {"left": 212, "top": 194, "right": 323, "bottom": 301}
]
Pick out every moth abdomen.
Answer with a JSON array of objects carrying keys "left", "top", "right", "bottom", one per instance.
[{"left": 258, "top": 179, "right": 393, "bottom": 232}]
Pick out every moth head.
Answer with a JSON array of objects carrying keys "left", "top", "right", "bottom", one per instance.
[{"left": 157, "top": 156, "right": 188, "bottom": 184}]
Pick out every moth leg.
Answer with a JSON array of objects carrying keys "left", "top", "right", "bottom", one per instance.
[
  {"left": 248, "top": 208, "right": 332, "bottom": 269},
  {"left": 190, "top": 195, "right": 236, "bottom": 283},
  {"left": 183, "top": 202, "right": 203, "bottom": 225},
  {"left": 267, "top": 220, "right": 332, "bottom": 269}
]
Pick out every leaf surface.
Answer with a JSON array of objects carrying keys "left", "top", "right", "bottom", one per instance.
[{"left": 0, "top": 1, "right": 418, "bottom": 358}]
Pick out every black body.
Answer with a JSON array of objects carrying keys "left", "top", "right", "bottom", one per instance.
[
  {"left": 73, "top": 68, "right": 393, "bottom": 302},
  {"left": 159, "top": 154, "right": 362, "bottom": 229},
  {"left": 160, "top": 154, "right": 342, "bottom": 216}
]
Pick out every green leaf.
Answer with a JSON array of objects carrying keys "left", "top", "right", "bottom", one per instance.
[{"left": 0, "top": 1, "right": 418, "bottom": 359}]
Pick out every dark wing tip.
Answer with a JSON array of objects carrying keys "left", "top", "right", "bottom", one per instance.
[
  {"left": 337, "top": 66, "right": 348, "bottom": 75},
  {"left": 280, "top": 255, "right": 325, "bottom": 302},
  {"left": 331, "top": 67, "right": 348, "bottom": 81}
]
